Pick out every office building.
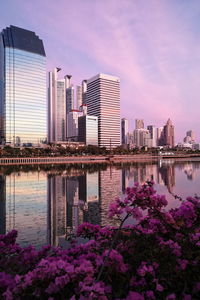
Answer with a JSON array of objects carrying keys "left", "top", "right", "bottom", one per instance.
[
  {"left": 66, "top": 75, "right": 75, "bottom": 114},
  {"left": 67, "top": 110, "right": 83, "bottom": 141},
  {"left": 76, "top": 85, "right": 82, "bottom": 109},
  {"left": 183, "top": 130, "right": 195, "bottom": 144},
  {"left": 134, "top": 128, "right": 151, "bottom": 148},
  {"left": 121, "top": 118, "right": 128, "bottom": 145},
  {"left": 147, "top": 125, "right": 157, "bottom": 147},
  {"left": 135, "top": 119, "right": 144, "bottom": 129},
  {"left": 82, "top": 80, "right": 87, "bottom": 105},
  {"left": 163, "top": 119, "right": 175, "bottom": 148},
  {"left": 0, "top": 25, "right": 46, "bottom": 146},
  {"left": 157, "top": 126, "right": 164, "bottom": 146},
  {"left": 48, "top": 68, "right": 67, "bottom": 143},
  {"left": 78, "top": 115, "right": 98, "bottom": 146},
  {"left": 86, "top": 73, "right": 120, "bottom": 148}
]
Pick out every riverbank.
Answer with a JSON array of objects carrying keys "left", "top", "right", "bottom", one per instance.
[{"left": 0, "top": 153, "right": 200, "bottom": 165}]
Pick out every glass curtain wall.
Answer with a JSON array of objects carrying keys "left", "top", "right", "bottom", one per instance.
[{"left": 5, "top": 48, "right": 46, "bottom": 146}]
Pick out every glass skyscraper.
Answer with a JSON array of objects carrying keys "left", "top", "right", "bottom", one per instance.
[{"left": 0, "top": 25, "right": 46, "bottom": 146}]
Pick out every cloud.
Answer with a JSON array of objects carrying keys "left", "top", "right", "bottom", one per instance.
[{"left": 1, "top": 0, "right": 200, "bottom": 141}]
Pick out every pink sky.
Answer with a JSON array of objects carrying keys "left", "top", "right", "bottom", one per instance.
[{"left": 1, "top": 0, "right": 200, "bottom": 142}]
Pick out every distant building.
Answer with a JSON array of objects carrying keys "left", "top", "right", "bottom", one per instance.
[
  {"left": 86, "top": 73, "right": 120, "bottom": 148},
  {"left": 121, "top": 118, "right": 128, "bottom": 145},
  {"left": 66, "top": 75, "right": 75, "bottom": 114},
  {"left": 183, "top": 130, "right": 195, "bottom": 144},
  {"left": 67, "top": 110, "right": 83, "bottom": 141},
  {"left": 82, "top": 80, "right": 87, "bottom": 105},
  {"left": 0, "top": 25, "right": 46, "bottom": 146},
  {"left": 163, "top": 119, "right": 174, "bottom": 148},
  {"left": 135, "top": 119, "right": 144, "bottom": 129},
  {"left": 76, "top": 85, "right": 82, "bottom": 109},
  {"left": 134, "top": 129, "right": 151, "bottom": 148},
  {"left": 157, "top": 127, "right": 164, "bottom": 146},
  {"left": 48, "top": 68, "right": 67, "bottom": 143},
  {"left": 192, "top": 143, "right": 200, "bottom": 150},
  {"left": 147, "top": 125, "right": 157, "bottom": 147},
  {"left": 78, "top": 115, "right": 98, "bottom": 146}
]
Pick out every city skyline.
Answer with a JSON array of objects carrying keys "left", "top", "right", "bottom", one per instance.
[{"left": 0, "top": 0, "right": 200, "bottom": 142}]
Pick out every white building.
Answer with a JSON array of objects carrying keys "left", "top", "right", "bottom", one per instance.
[
  {"left": 86, "top": 73, "right": 120, "bottom": 149},
  {"left": 48, "top": 68, "right": 67, "bottom": 143},
  {"left": 134, "top": 129, "right": 151, "bottom": 148},
  {"left": 121, "top": 118, "right": 129, "bottom": 145}
]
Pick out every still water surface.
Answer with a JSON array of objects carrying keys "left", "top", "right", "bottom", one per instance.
[{"left": 0, "top": 158, "right": 200, "bottom": 247}]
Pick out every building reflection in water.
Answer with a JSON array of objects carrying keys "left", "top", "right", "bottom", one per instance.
[
  {"left": 0, "top": 172, "right": 47, "bottom": 247},
  {"left": 1, "top": 159, "right": 200, "bottom": 247}
]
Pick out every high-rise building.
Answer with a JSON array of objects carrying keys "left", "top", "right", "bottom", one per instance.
[
  {"left": 135, "top": 119, "right": 144, "bottom": 129},
  {"left": 121, "top": 118, "right": 128, "bottom": 145},
  {"left": 82, "top": 80, "right": 87, "bottom": 105},
  {"left": 183, "top": 130, "right": 195, "bottom": 144},
  {"left": 76, "top": 85, "right": 82, "bottom": 109},
  {"left": 67, "top": 110, "right": 83, "bottom": 140},
  {"left": 163, "top": 119, "right": 175, "bottom": 148},
  {"left": 86, "top": 73, "right": 120, "bottom": 148},
  {"left": 48, "top": 68, "right": 67, "bottom": 143},
  {"left": 0, "top": 25, "right": 47, "bottom": 146},
  {"left": 66, "top": 75, "right": 75, "bottom": 114},
  {"left": 134, "top": 128, "right": 151, "bottom": 148},
  {"left": 157, "top": 126, "right": 164, "bottom": 146},
  {"left": 78, "top": 115, "right": 98, "bottom": 146},
  {"left": 147, "top": 125, "right": 157, "bottom": 147}
]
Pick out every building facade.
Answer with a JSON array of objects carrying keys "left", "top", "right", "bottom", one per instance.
[
  {"left": 76, "top": 85, "right": 82, "bottom": 109},
  {"left": 67, "top": 110, "right": 83, "bottom": 141},
  {"left": 78, "top": 115, "right": 98, "bottom": 146},
  {"left": 183, "top": 130, "right": 195, "bottom": 144},
  {"left": 134, "top": 128, "right": 151, "bottom": 148},
  {"left": 121, "top": 118, "right": 128, "bottom": 145},
  {"left": 163, "top": 119, "right": 175, "bottom": 148},
  {"left": 0, "top": 25, "right": 46, "bottom": 146},
  {"left": 86, "top": 73, "right": 120, "bottom": 148},
  {"left": 135, "top": 119, "right": 144, "bottom": 130},
  {"left": 48, "top": 68, "right": 67, "bottom": 143},
  {"left": 147, "top": 125, "right": 157, "bottom": 147}
]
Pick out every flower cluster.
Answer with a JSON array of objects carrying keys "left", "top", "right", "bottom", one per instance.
[{"left": 0, "top": 182, "right": 200, "bottom": 299}]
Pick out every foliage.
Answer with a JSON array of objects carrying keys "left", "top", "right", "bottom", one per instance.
[{"left": 0, "top": 182, "right": 200, "bottom": 299}]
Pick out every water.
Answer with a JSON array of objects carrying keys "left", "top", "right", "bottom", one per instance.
[{"left": 0, "top": 158, "right": 200, "bottom": 248}]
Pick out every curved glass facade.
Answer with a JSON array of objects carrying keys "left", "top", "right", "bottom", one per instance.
[{"left": 0, "top": 26, "right": 47, "bottom": 146}]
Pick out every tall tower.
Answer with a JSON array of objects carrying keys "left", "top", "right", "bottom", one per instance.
[
  {"left": 48, "top": 68, "right": 66, "bottom": 143},
  {"left": 82, "top": 80, "right": 87, "bottom": 105},
  {"left": 0, "top": 25, "right": 46, "bottom": 146},
  {"left": 163, "top": 119, "right": 175, "bottom": 148},
  {"left": 65, "top": 75, "right": 74, "bottom": 114},
  {"left": 76, "top": 85, "right": 82, "bottom": 109},
  {"left": 147, "top": 125, "right": 157, "bottom": 147},
  {"left": 121, "top": 118, "right": 128, "bottom": 145},
  {"left": 86, "top": 73, "right": 120, "bottom": 148},
  {"left": 135, "top": 119, "right": 144, "bottom": 129}
]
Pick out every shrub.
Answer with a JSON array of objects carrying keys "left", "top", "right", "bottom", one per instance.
[{"left": 0, "top": 182, "right": 200, "bottom": 299}]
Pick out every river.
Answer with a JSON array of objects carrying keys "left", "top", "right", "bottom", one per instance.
[{"left": 0, "top": 158, "right": 200, "bottom": 247}]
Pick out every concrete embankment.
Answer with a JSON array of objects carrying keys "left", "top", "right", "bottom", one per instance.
[{"left": 0, "top": 154, "right": 200, "bottom": 166}]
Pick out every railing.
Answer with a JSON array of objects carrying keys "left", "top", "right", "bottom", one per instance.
[{"left": 0, "top": 156, "right": 107, "bottom": 165}]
